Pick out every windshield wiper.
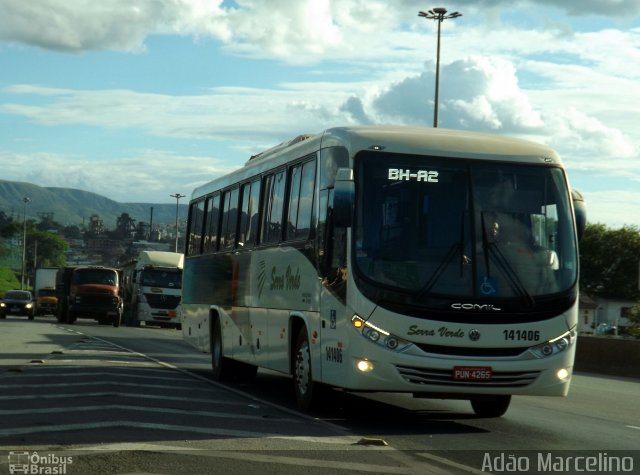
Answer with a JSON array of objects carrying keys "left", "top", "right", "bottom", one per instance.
[
  {"left": 417, "top": 241, "right": 462, "bottom": 297},
  {"left": 418, "top": 211, "right": 468, "bottom": 297},
  {"left": 480, "top": 212, "right": 535, "bottom": 307}
]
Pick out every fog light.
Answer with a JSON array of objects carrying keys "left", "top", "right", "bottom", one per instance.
[
  {"left": 556, "top": 368, "right": 569, "bottom": 380},
  {"left": 356, "top": 359, "right": 374, "bottom": 373}
]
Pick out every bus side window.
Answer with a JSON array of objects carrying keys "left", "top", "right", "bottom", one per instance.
[
  {"left": 187, "top": 199, "right": 205, "bottom": 256},
  {"left": 287, "top": 159, "right": 316, "bottom": 241},
  {"left": 261, "top": 170, "right": 286, "bottom": 244},
  {"left": 220, "top": 187, "right": 239, "bottom": 250},
  {"left": 203, "top": 193, "right": 220, "bottom": 253},
  {"left": 239, "top": 179, "right": 260, "bottom": 248},
  {"left": 319, "top": 188, "right": 346, "bottom": 300}
]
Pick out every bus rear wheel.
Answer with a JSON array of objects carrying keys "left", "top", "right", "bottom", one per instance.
[
  {"left": 211, "top": 316, "right": 233, "bottom": 382},
  {"left": 470, "top": 395, "right": 511, "bottom": 417}
]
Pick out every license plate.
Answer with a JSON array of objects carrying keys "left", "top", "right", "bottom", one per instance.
[
  {"left": 11, "top": 306, "right": 19, "bottom": 312},
  {"left": 453, "top": 366, "right": 493, "bottom": 381}
]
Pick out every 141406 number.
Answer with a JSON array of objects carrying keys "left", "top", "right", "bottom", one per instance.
[{"left": 503, "top": 329, "right": 540, "bottom": 341}]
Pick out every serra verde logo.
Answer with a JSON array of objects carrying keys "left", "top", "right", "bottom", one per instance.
[{"left": 257, "top": 259, "right": 301, "bottom": 298}]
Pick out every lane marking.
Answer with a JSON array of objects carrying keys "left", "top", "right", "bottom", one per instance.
[
  {"left": 0, "top": 391, "right": 248, "bottom": 405},
  {"left": 1, "top": 371, "right": 192, "bottom": 382},
  {"left": 0, "top": 420, "right": 287, "bottom": 438},
  {"left": 0, "top": 421, "right": 361, "bottom": 446},
  {"left": 3, "top": 381, "right": 214, "bottom": 391},
  {"left": 0, "top": 404, "right": 302, "bottom": 422}
]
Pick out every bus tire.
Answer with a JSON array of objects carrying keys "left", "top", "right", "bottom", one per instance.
[
  {"left": 470, "top": 395, "right": 511, "bottom": 418},
  {"left": 293, "top": 326, "right": 320, "bottom": 412},
  {"left": 211, "top": 316, "right": 233, "bottom": 382}
]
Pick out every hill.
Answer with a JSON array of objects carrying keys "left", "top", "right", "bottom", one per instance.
[{"left": 0, "top": 180, "right": 187, "bottom": 227}]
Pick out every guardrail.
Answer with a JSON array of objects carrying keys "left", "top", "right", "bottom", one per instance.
[{"left": 574, "top": 335, "right": 640, "bottom": 379}]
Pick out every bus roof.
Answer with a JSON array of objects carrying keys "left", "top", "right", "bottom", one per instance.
[{"left": 191, "top": 125, "right": 561, "bottom": 201}]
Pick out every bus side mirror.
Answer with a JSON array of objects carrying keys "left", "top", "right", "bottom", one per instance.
[
  {"left": 571, "top": 189, "right": 586, "bottom": 241},
  {"left": 333, "top": 168, "right": 354, "bottom": 228}
]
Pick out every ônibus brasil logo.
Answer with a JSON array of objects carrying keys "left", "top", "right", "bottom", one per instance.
[{"left": 8, "top": 451, "right": 73, "bottom": 474}]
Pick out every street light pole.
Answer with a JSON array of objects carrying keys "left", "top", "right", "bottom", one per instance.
[
  {"left": 170, "top": 193, "right": 185, "bottom": 253},
  {"left": 418, "top": 7, "right": 462, "bottom": 128},
  {"left": 21, "top": 196, "right": 31, "bottom": 290}
]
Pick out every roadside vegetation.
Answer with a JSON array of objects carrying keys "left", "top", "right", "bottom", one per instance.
[{"left": 0, "top": 267, "right": 21, "bottom": 296}]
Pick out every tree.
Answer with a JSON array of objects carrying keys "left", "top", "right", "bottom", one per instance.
[
  {"left": 579, "top": 224, "right": 640, "bottom": 300},
  {"left": 626, "top": 305, "right": 640, "bottom": 337},
  {"left": 0, "top": 219, "right": 19, "bottom": 239},
  {"left": 28, "top": 230, "right": 68, "bottom": 269}
]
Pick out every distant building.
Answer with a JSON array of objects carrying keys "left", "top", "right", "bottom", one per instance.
[{"left": 578, "top": 294, "right": 598, "bottom": 334}]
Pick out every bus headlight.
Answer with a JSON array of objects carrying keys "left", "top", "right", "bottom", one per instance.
[
  {"left": 352, "top": 315, "right": 412, "bottom": 353},
  {"left": 529, "top": 328, "right": 577, "bottom": 359}
]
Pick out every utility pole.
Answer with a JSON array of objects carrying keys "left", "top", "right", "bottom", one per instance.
[
  {"left": 418, "top": 7, "right": 462, "bottom": 127},
  {"left": 170, "top": 193, "right": 185, "bottom": 253},
  {"left": 21, "top": 197, "right": 31, "bottom": 290}
]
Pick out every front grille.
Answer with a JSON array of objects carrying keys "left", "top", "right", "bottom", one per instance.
[
  {"left": 396, "top": 365, "right": 539, "bottom": 388},
  {"left": 414, "top": 343, "right": 528, "bottom": 358},
  {"left": 145, "top": 294, "right": 181, "bottom": 310}
]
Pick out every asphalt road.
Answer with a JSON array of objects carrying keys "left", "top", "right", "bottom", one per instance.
[{"left": 1, "top": 317, "right": 639, "bottom": 474}]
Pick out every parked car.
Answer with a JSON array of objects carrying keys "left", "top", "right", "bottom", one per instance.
[
  {"left": 0, "top": 290, "right": 35, "bottom": 319},
  {"left": 596, "top": 322, "right": 617, "bottom": 336}
]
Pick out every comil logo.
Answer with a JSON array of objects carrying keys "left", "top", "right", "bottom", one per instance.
[{"left": 8, "top": 451, "right": 73, "bottom": 474}]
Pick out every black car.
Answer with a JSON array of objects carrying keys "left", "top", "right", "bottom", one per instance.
[{"left": 0, "top": 290, "right": 35, "bottom": 319}]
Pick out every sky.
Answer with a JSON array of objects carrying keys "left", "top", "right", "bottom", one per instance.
[{"left": 0, "top": 0, "right": 639, "bottom": 229}]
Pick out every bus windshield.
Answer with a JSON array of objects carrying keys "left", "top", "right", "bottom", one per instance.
[{"left": 354, "top": 151, "right": 578, "bottom": 300}]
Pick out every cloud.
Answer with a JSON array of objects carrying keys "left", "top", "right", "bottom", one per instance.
[
  {"left": 0, "top": 150, "right": 235, "bottom": 203},
  {"left": 0, "top": 0, "right": 383, "bottom": 60},
  {"left": 0, "top": 0, "right": 230, "bottom": 52},
  {"left": 449, "top": 0, "right": 640, "bottom": 17},
  {"left": 582, "top": 189, "right": 640, "bottom": 228},
  {"left": 361, "top": 56, "right": 543, "bottom": 132},
  {"left": 0, "top": 84, "right": 353, "bottom": 143}
]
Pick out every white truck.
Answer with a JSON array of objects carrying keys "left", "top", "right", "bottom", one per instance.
[
  {"left": 33, "top": 267, "right": 59, "bottom": 316},
  {"left": 122, "top": 251, "right": 183, "bottom": 328}
]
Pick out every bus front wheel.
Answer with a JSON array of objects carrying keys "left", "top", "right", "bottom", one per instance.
[
  {"left": 470, "top": 395, "right": 511, "bottom": 418},
  {"left": 211, "top": 316, "right": 233, "bottom": 382},
  {"left": 293, "top": 326, "right": 320, "bottom": 412}
]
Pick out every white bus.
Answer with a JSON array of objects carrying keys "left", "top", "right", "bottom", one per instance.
[{"left": 181, "top": 125, "right": 586, "bottom": 417}]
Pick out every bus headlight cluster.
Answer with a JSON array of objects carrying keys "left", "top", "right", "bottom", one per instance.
[
  {"left": 529, "top": 328, "right": 577, "bottom": 359},
  {"left": 351, "top": 315, "right": 412, "bottom": 353}
]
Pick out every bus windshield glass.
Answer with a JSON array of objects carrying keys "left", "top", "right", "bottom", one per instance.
[{"left": 354, "top": 151, "right": 578, "bottom": 300}]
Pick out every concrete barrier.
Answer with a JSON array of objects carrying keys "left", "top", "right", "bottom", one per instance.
[{"left": 574, "top": 335, "right": 640, "bottom": 379}]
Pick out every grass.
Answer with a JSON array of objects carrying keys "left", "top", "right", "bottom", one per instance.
[{"left": 0, "top": 267, "right": 21, "bottom": 297}]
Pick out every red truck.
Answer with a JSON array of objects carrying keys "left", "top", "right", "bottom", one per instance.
[{"left": 56, "top": 266, "right": 123, "bottom": 326}]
